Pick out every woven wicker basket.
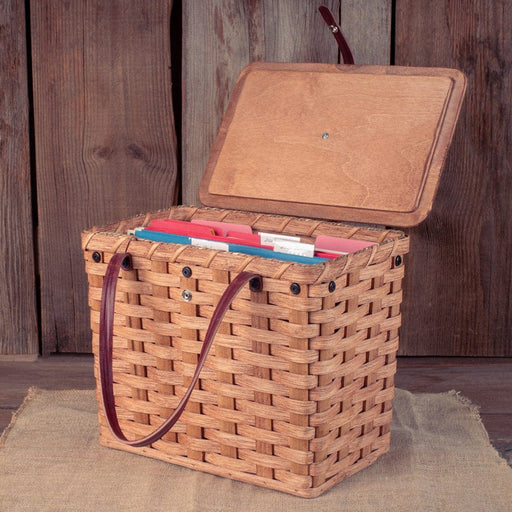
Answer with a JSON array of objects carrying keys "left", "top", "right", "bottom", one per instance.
[
  {"left": 82, "top": 62, "right": 465, "bottom": 497},
  {"left": 83, "top": 206, "right": 408, "bottom": 498}
]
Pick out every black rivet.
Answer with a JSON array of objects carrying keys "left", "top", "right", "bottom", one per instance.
[
  {"left": 92, "top": 251, "right": 101, "bottom": 263},
  {"left": 329, "top": 281, "right": 336, "bottom": 293},
  {"left": 249, "top": 276, "right": 263, "bottom": 292},
  {"left": 290, "top": 283, "right": 301, "bottom": 295},
  {"left": 395, "top": 255, "right": 402, "bottom": 267},
  {"left": 121, "top": 255, "right": 132, "bottom": 271},
  {"left": 182, "top": 266, "right": 192, "bottom": 278}
]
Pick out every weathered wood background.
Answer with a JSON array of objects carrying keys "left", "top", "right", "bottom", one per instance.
[
  {"left": 30, "top": 0, "right": 178, "bottom": 354},
  {"left": 1, "top": 0, "right": 510, "bottom": 356},
  {"left": 0, "top": 0, "right": 38, "bottom": 358}
]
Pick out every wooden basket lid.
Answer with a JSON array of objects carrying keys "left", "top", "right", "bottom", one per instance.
[{"left": 200, "top": 62, "right": 466, "bottom": 227}]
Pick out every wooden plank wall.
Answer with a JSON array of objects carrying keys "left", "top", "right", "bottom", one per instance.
[
  {"left": 0, "top": 0, "right": 38, "bottom": 358},
  {"left": 1, "top": 1, "right": 511, "bottom": 356},
  {"left": 30, "top": 1, "right": 178, "bottom": 353},
  {"left": 395, "top": 0, "right": 512, "bottom": 355},
  {"left": 182, "top": 1, "right": 391, "bottom": 205}
]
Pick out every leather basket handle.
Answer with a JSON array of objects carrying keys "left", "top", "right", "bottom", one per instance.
[
  {"left": 318, "top": 5, "right": 355, "bottom": 65},
  {"left": 98, "top": 252, "right": 262, "bottom": 447}
]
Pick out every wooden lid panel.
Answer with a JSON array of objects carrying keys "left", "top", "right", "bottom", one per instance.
[{"left": 200, "top": 63, "right": 466, "bottom": 226}]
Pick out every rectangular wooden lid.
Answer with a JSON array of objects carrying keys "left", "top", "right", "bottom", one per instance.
[{"left": 200, "top": 62, "right": 466, "bottom": 227}]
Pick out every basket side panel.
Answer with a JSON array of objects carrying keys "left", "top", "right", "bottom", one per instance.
[{"left": 308, "top": 254, "right": 405, "bottom": 490}]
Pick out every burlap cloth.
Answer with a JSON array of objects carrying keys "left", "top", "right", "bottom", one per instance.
[{"left": 1, "top": 388, "right": 511, "bottom": 511}]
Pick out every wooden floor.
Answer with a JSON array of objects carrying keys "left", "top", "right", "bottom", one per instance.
[{"left": 1, "top": 355, "right": 511, "bottom": 465}]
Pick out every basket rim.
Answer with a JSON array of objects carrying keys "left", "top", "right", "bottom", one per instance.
[{"left": 82, "top": 206, "right": 409, "bottom": 283}]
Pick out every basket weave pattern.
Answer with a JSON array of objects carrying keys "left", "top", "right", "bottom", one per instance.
[{"left": 83, "top": 206, "right": 409, "bottom": 498}]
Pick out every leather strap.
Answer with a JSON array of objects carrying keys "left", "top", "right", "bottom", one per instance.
[
  {"left": 99, "top": 252, "right": 262, "bottom": 447},
  {"left": 318, "top": 5, "right": 355, "bottom": 65}
]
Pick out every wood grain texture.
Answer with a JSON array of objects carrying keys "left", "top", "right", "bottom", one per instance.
[
  {"left": 340, "top": 0, "right": 391, "bottom": 65},
  {"left": 201, "top": 62, "right": 465, "bottom": 227},
  {"left": 182, "top": 0, "right": 340, "bottom": 206},
  {"left": 31, "top": 0, "right": 178, "bottom": 353},
  {"left": 0, "top": 1, "right": 38, "bottom": 355},
  {"left": 395, "top": 0, "right": 512, "bottom": 355}
]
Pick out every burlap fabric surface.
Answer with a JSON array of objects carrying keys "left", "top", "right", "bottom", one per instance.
[{"left": 1, "top": 388, "right": 511, "bottom": 511}]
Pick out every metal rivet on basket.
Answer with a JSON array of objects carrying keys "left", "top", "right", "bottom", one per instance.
[
  {"left": 121, "top": 255, "right": 132, "bottom": 271},
  {"left": 182, "top": 266, "right": 192, "bottom": 278},
  {"left": 395, "top": 255, "right": 402, "bottom": 267},
  {"left": 182, "top": 290, "right": 193, "bottom": 302},
  {"left": 92, "top": 251, "right": 101, "bottom": 263},
  {"left": 290, "top": 283, "right": 301, "bottom": 295},
  {"left": 249, "top": 276, "right": 263, "bottom": 292},
  {"left": 329, "top": 281, "right": 336, "bottom": 293}
]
